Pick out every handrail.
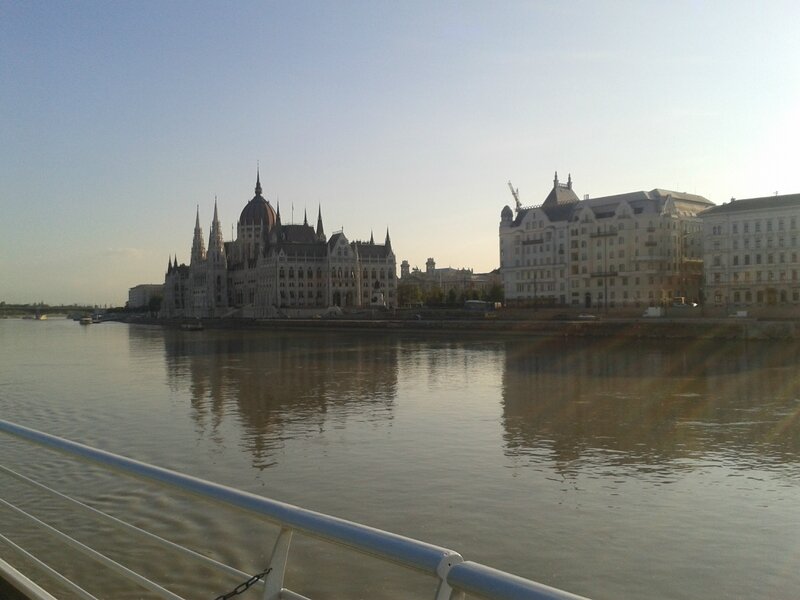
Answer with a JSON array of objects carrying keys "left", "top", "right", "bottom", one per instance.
[{"left": 0, "top": 418, "right": 590, "bottom": 600}]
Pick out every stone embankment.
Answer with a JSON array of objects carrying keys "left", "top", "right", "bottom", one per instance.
[{"left": 122, "top": 314, "right": 800, "bottom": 340}]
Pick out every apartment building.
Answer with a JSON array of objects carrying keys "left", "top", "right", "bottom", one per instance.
[
  {"left": 500, "top": 173, "right": 712, "bottom": 308},
  {"left": 702, "top": 194, "right": 800, "bottom": 307}
]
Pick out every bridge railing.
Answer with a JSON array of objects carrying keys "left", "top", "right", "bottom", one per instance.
[{"left": 0, "top": 418, "right": 589, "bottom": 600}]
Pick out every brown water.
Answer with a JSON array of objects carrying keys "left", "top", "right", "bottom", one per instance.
[{"left": 1, "top": 318, "right": 799, "bottom": 599}]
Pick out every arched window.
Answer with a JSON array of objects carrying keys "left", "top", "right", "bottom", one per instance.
[
  {"left": 279, "top": 268, "right": 285, "bottom": 279},
  {"left": 289, "top": 267, "right": 294, "bottom": 278}
]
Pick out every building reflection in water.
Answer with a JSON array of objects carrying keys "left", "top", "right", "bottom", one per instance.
[
  {"left": 501, "top": 337, "right": 800, "bottom": 476},
  {"left": 134, "top": 329, "right": 399, "bottom": 470}
]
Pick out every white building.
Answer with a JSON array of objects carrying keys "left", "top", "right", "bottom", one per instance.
[
  {"left": 128, "top": 284, "right": 164, "bottom": 309},
  {"left": 499, "top": 173, "right": 712, "bottom": 309},
  {"left": 162, "top": 172, "right": 396, "bottom": 318},
  {"left": 701, "top": 193, "right": 800, "bottom": 307}
]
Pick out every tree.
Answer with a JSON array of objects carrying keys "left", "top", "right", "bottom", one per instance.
[
  {"left": 397, "top": 282, "right": 422, "bottom": 307},
  {"left": 148, "top": 295, "right": 163, "bottom": 315},
  {"left": 446, "top": 288, "right": 458, "bottom": 305},
  {"left": 486, "top": 283, "right": 504, "bottom": 303},
  {"left": 425, "top": 285, "right": 444, "bottom": 306}
]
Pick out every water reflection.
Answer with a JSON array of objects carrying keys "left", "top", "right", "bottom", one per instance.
[
  {"left": 130, "top": 328, "right": 399, "bottom": 469},
  {"left": 501, "top": 338, "right": 800, "bottom": 475}
]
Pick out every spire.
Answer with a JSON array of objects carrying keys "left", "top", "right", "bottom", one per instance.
[
  {"left": 553, "top": 171, "right": 559, "bottom": 188},
  {"left": 316, "top": 205, "right": 325, "bottom": 240},
  {"left": 303, "top": 208, "right": 308, "bottom": 226},
  {"left": 370, "top": 230, "right": 374, "bottom": 244},
  {"left": 209, "top": 197, "right": 225, "bottom": 254},
  {"left": 384, "top": 228, "right": 392, "bottom": 251},
  {"left": 167, "top": 255, "right": 172, "bottom": 274},
  {"left": 191, "top": 206, "right": 206, "bottom": 264},
  {"left": 255, "top": 168, "right": 262, "bottom": 197}
]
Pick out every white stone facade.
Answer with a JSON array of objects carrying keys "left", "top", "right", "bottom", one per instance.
[
  {"left": 499, "top": 174, "right": 711, "bottom": 309},
  {"left": 162, "top": 174, "right": 396, "bottom": 318},
  {"left": 702, "top": 194, "right": 800, "bottom": 307}
]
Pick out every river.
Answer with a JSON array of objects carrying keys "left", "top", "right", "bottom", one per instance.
[{"left": 1, "top": 318, "right": 799, "bottom": 599}]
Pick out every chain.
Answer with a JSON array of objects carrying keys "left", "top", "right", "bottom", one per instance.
[{"left": 213, "top": 567, "right": 272, "bottom": 600}]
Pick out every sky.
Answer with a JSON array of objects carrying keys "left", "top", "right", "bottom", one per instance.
[{"left": 3, "top": 1, "right": 800, "bottom": 305}]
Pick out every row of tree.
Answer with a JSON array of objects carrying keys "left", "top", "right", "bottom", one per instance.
[{"left": 396, "top": 282, "right": 503, "bottom": 307}]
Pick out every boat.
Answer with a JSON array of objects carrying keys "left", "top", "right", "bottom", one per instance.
[
  {"left": 181, "top": 320, "right": 204, "bottom": 331},
  {"left": 79, "top": 316, "right": 92, "bottom": 325}
]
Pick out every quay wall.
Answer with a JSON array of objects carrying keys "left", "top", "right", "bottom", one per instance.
[{"left": 122, "top": 315, "right": 800, "bottom": 340}]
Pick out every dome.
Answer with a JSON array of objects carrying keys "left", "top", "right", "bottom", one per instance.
[
  {"left": 239, "top": 173, "right": 277, "bottom": 227},
  {"left": 501, "top": 205, "right": 513, "bottom": 220},
  {"left": 240, "top": 196, "right": 277, "bottom": 227}
]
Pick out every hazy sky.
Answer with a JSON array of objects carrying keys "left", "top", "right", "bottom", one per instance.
[{"left": 3, "top": 1, "right": 800, "bottom": 305}]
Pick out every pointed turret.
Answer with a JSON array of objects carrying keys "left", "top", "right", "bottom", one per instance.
[
  {"left": 384, "top": 228, "right": 392, "bottom": 251},
  {"left": 567, "top": 173, "right": 572, "bottom": 189},
  {"left": 303, "top": 208, "right": 308, "bottom": 226},
  {"left": 208, "top": 198, "right": 225, "bottom": 255},
  {"left": 191, "top": 206, "right": 206, "bottom": 264},
  {"left": 553, "top": 171, "right": 559, "bottom": 188},
  {"left": 255, "top": 169, "right": 262, "bottom": 197},
  {"left": 316, "top": 205, "right": 325, "bottom": 241},
  {"left": 370, "top": 230, "right": 374, "bottom": 245}
]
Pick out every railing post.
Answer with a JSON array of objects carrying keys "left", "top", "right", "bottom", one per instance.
[
  {"left": 262, "top": 527, "right": 293, "bottom": 600},
  {"left": 433, "top": 552, "right": 464, "bottom": 600}
]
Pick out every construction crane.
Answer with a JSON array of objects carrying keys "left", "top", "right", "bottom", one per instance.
[{"left": 507, "top": 180, "right": 521, "bottom": 212}]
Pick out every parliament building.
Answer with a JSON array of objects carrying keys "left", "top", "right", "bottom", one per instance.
[{"left": 162, "top": 173, "right": 396, "bottom": 318}]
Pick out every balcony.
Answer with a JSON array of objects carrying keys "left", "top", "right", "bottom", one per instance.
[{"left": 589, "top": 229, "right": 617, "bottom": 238}]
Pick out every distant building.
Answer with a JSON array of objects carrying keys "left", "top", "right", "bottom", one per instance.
[
  {"left": 162, "top": 172, "right": 396, "bottom": 318},
  {"left": 399, "top": 257, "right": 500, "bottom": 302},
  {"left": 701, "top": 193, "right": 800, "bottom": 307},
  {"left": 499, "top": 173, "right": 712, "bottom": 308},
  {"left": 128, "top": 284, "right": 163, "bottom": 309}
]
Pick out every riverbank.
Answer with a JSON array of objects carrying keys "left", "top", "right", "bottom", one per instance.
[{"left": 112, "top": 313, "right": 800, "bottom": 340}]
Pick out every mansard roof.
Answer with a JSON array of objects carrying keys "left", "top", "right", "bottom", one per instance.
[
  {"left": 700, "top": 193, "right": 800, "bottom": 216},
  {"left": 541, "top": 185, "right": 580, "bottom": 208},
  {"left": 512, "top": 186, "right": 712, "bottom": 227}
]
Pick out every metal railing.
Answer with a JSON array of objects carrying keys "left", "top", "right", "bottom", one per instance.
[{"left": 0, "top": 419, "right": 589, "bottom": 600}]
